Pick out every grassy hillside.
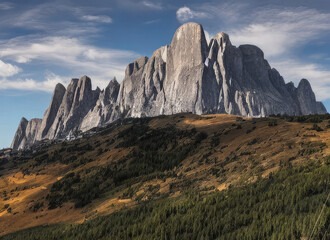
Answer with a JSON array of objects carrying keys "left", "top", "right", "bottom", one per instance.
[
  {"left": 0, "top": 113, "right": 329, "bottom": 238},
  {"left": 2, "top": 159, "right": 329, "bottom": 239}
]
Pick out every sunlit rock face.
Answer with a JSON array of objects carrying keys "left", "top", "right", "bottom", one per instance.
[
  {"left": 11, "top": 22, "right": 327, "bottom": 150},
  {"left": 37, "top": 83, "right": 66, "bottom": 140}
]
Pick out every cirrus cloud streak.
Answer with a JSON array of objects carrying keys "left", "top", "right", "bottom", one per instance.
[{"left": 0, "top": 36, "right": 139, "bottom": 91}]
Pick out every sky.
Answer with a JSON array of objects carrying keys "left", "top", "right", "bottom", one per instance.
[{"left": 0, "top": 0, "right": 330, "bottom": 148}]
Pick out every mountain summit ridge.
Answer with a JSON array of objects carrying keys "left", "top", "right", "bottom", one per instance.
[{"left": 11, "top": 22, "right": 327, "bottom": 150}]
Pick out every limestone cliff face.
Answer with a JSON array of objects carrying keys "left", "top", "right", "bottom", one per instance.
[
  {"left": 204, "top": 34, "right": 302, "bottom": 116},
  {"left": 10, "top": 118, "right": 42, "bottom": 150},
  {"left": 114, "top": 23, "right": 325, "bottom": 119},
  {"left": 22, "top": 119, "right": 42, "bottom": 149},
  {"left": 163, "top": 23, "right": 208, "bottom": 115},
  {"left": 80, "top": 77, "right": 120, "bottom": 131},
  {"left": 44, "top": 75, "right": 100, "bottom": 139},
  {"left": 37, "top": 83, "right": 66, "bottom": 140},
  {"left": 11, "top": 22, "right": 327, "bottom": 150}
]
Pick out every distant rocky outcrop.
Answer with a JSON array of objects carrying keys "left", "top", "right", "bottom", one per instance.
[
  {"left": 11, "top": 117, "right": 28, "bottom": 150},
  {"left": 11, "top": 22, "right": 327, "bottom": 150}
]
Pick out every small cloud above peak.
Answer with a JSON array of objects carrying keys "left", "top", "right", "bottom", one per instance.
[
  {"left": 176, "top": 7, "right": 193, "bottom": 22},
  {"left": 176, "top": 6, "right": 209, "bottom": 23},
  {"left": 82, "top": 15, "right": 112, "bottom": 23}
]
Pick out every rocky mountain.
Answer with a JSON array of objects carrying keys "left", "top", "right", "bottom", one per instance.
[
  {"left": 10, "top": 22, "right": 327, "bottom": 150},
  {"left": 10, "top": 117, "right": 28, "bottom": 150}
]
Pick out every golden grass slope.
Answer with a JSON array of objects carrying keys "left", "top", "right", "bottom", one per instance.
[{"left": 0, "top": 113, "right": 329, "bottom": 236}]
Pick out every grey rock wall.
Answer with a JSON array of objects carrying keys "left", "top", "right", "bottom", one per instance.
[{"left": 11, "top": 22, "right": 327, "bottom": 150}]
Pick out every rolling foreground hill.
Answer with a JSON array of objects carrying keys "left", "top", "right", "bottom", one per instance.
[
  {"left": 1, "top": 113, "right": 329, "bottom": 239},
  {"left": 11, "top": 22, "right": 327, "bottom": 151}
]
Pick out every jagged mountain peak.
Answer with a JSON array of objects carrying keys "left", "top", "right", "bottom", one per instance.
[
  {"left": 125, "top": 56, "right": 149, "bottom": 77},
  {"left": 298, "top": 78, "right": 312, "bottom": 89},
  {"left": 212, "top": 32, "right": 232, "bottom": 48},
  {"left": 170, "top": 22, "right": 208, "bottom": 67},
  {"left": 76, "top": 75, "right": 92, "bottom": 101},
  {"left": 239, "top": 44, "right": 265, "bottom": 58},
  {"left": 109, "top": 76, "right": 118, "bottom": 85},
  {"left": 37, "top": 82, "right": 66, "bottom": 140},
  {"left": 10, "top": 117, "right": 28, "bottom": 150},
  {"left": 172, "top": 22, "right": 205, "bottom": 42},
  {"left": 79, "top": 75, "right": 92, "bottom": 86},
  {"left": 20, "top": 117, "right": 28, "bottom": 124},
  {"left": 54, "top": 82, "right": 66, "bottom": 92},
  {"left": 10, "top": 22, "right": 327, "bottom": 150},
  {"left": 69, "top": 78, "right": 79, "bottom": 86}
]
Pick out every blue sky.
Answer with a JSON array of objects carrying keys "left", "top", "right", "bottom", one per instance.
[{"left": 0, "top": 0, "right": 330, "bottom": 148}]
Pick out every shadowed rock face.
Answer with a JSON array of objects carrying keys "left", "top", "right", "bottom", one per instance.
[
  {"left": 10, "top": 118, "right": 28, "bottom": 150},
  {"left": 297, "top": 79, "right": 319, "bottom": 115},
  {"left": 11, "top": 22, "right": 327, "bottom": 150}
]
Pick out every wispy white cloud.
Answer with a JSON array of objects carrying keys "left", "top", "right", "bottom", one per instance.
[
  {"left": 0, "top": 36, "right": 139, "bottom": 91},
  {"left": 0, "top": 36, "right": 137, "bottom": 65},
  {"left": 197, "top": 2, "right": 247, "bottom": 24},
  {"left": 0, "top": 1, "right": 140, "bottom": 92},
  {"left": 0, "top": 73, "right": 69, "bottom": 92},
  {"left": 4, "top": 3, "right": 58, "bottom": 30},
  {"left": 176, "top": 6, "right": 209, "bottom": 23},
  {"left": 82, "top": 15, "right": 112, "bottom": 23},
  {"left": 0, "top": 2, "right": 107, "bottom": 35},
  {"left": 0, "top": 2, "right": 13, "bottom": 10},
  {"left": 178, "top": 5, "right": 330, "bottom": 61},
  {"left": 142, "top": 1, "right": 163, "bottom": 10},
  {"left": 0, "top": 60, "right": 21, "bottom": 77},
  {"left": 229, "top": 8, "right": 330, "bottom": 58}
]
